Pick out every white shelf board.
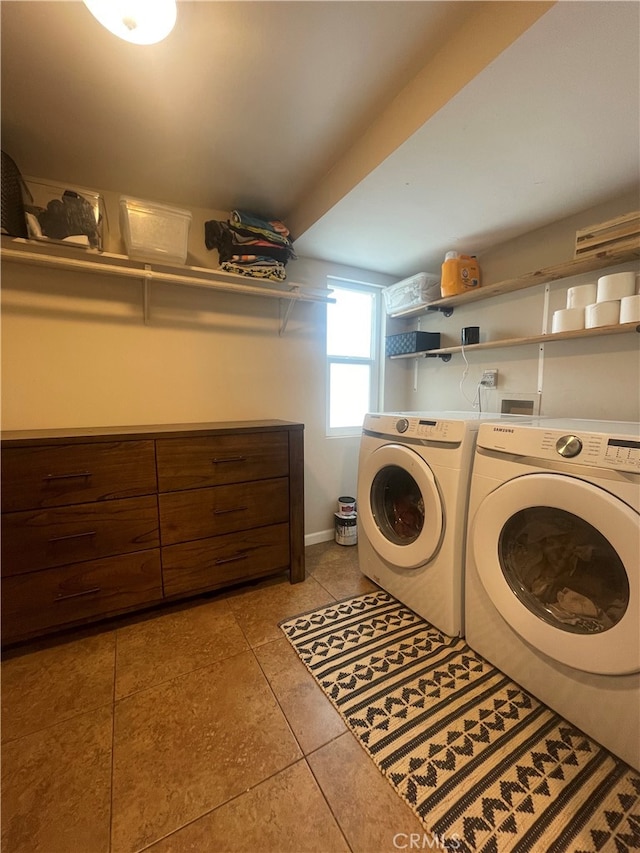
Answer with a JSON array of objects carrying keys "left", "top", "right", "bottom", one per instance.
[{"left": 1, "top": 237, "right": 335, "bottom": 333}]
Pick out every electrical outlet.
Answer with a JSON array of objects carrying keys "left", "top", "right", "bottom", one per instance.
[{"left": 481, "top": 369, "right": 498, "bottom": 388}]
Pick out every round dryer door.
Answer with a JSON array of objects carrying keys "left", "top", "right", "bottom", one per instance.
[
  {"left": 358, "top": 443, "right": 443, "bottom": 570},
  {"left": 471, "top": 472, "right": 639, "bottom": 675}
]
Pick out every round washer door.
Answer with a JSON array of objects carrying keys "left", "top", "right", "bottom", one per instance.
[
  {"left": 471, "top": 473, "right": 639, "bottom": 675},
  {"left": 358, "top": 443, "right": 443, "bottom": 569}
]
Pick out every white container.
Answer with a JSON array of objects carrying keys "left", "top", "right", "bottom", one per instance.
[
  {"left": 551, "top": 307, "right": 584, "bottom": 333},
  {"left": 337, "top": 496, "right": 356, "bottom": 514},
  {"left": 620, "top": 294, "right": 640, "bottom": 324},
  {"left": 566, "top": 283, "right": 596, "bottom": 309},
  {"left": 596, "top": 272, "right": 638, "bottom": 302},
  {"left": 120, "top": 196, "right": 191, "bottom": 265},
  {"left": 383, "top": 272, "right": 441, "bottom": 315},
  {"left": 585, "top": 300, "right": 620, "bottom": 328}
]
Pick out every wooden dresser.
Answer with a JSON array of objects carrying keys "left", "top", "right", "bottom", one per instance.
[{"left": 1, "top": 420, "right": 305, "bottom": 644}]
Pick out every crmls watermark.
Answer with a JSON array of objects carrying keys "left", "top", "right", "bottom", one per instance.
[{"left": 392, "top": 832, "right": 462, "bottom": 850}]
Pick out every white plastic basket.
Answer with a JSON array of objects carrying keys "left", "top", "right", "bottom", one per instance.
[
  {"left": 383, "top": 272, "right": 440, "bottom": 315},
  {"left": 120, "top": 196, "right": 191, "bottom": 265}
]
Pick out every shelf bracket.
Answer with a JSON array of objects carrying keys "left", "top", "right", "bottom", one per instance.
[
  {"left": 279, "top": 287, "right": 300, "bottom": 335},
  {"left": 424, "top": 353, "right": 452, "bottom": 362},
  {"left": 427, "top": 306, "right": 454, "bottom": 317},
  {"left": 142, "top": 265, "right": 152, "bottom": 325}
]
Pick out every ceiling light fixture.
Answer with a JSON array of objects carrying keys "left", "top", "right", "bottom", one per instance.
[{"left": 83, "top": 0, "right": 177, "bottom": 45}]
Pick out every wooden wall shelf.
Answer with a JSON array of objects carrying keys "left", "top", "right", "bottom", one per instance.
[
  {"left": 390, "top": 321, "right": 640, "bottom": 359},
  {"left": 389, "top": 246, "right": 640, "bottom": 319},
  {"left": 388, "top": 244, "right": 639, "bottom": 362}
]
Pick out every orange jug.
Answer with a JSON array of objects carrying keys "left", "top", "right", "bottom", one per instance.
[{"left": 440, "top": 252, "right": 481, "bottom": 297}]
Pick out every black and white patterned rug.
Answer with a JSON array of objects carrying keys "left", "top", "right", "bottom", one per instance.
[{"left": 280, "top": 590, "right": 640, "bottom": 853}]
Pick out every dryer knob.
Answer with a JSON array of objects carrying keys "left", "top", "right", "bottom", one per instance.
[
  {"left": 396, "top": 418, "right": 409, "bottom": 434},
  {"left": 556, "top": 434, "right": 583, "bottom": 458}
]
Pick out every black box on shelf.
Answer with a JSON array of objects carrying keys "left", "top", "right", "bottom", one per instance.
[{"left": 385, "top": 331, "right": 441, "bottom": 356}]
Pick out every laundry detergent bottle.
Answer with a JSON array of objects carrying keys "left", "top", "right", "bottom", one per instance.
[{"left": 440, "top": 252, "right": 481, "bottom": 297}]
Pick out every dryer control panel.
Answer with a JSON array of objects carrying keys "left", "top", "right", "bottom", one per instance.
[
  {"left": 478, "top": 421, "right": 640, "bottom": 473},
  {"left": 603, "top": 437, "right": 640, "bottom": 471},
  {"left": 548, "top": 432, "right": 640, "bottom": 472}
]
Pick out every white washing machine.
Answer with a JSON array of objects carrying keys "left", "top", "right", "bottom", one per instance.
[
  {"left": 465, "top": 417, "right": 640, "bottom": 769},
  {"left": 357, "top": 411, "right": 527, "bottom": 637}
]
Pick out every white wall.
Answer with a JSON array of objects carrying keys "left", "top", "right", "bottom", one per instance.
[
  {"left": 1, "top": 188, "right": 394, "bottom": 540},
  {"left": 392, "top": 192, "right": 640, "bottom": 421}
]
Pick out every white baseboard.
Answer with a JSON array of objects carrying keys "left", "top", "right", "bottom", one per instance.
[{"left": 305, "top": 528, "right": 335, "bottom": 547}]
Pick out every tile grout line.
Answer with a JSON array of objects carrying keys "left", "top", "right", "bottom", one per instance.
[
  {"left": 248, "top": 598, "right": 355, "bottom": 853},
  {"left": 303, "top": 750, "right": 355, "bottom": 853},
  {"left": 112, "top": 644, "right": 254, "bottom": 703},
  {"left": 250, "top": 642, "right": 305, "bottom": 757},
  {"left": 287, "top": 550, "right": 374, "bottom": 852},
  {"left": 132, "top": 609, "right": 306, "bottom": 850},
  {"left": 109, "top": 629, "right": 119, "bottom": 853},
  {"left": 130, "top": 604, "right": 306, "bottom": 849},
  {"left": 98, "top": 583, "right": 339, "bottom": 850},
  {"left": 0, "top": 699, "right": 115, "bottom": 746},
  {"left": 132, "top": 754, "right": 309, "bottom": 853},
  {"left": 252, "top": 646, "right": 355, "bottom": 852}
]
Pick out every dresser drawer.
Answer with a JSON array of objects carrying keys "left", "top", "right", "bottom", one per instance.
[
  {"left": 156, "top": 432, "right": 289, "bottom": 492},
  {"left": 1, "top": 550, "right": 163, "bottom": 643},
  {"left": 1, "top": 496, "right": 159, "bottom": 578},
  {"left": 162, "top": 523, "right": 290, "bottom": 596},
  {"left": 159, "top": 478, "right": 289, "bottom": 545},
  {"left": 1, "top": 441, "right": 157, "bottom": 512}
]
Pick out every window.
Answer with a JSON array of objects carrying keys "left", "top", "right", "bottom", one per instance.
[{"left": 326, "top": 279, "right": 383, "bottom": 436}]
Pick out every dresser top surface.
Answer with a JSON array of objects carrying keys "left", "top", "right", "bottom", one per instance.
[{"left": 1, "top": 420, "right": 304, "bottom": 447}]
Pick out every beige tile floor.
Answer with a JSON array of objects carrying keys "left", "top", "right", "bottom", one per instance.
[{"left": 1, "top": 542, "right": 428, "bottom": 853}]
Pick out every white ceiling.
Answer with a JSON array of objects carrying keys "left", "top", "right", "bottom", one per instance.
[{"left": 2, "top": 1, "right": 639, "bottom": 279}]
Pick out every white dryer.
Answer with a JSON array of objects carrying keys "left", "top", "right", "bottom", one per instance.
[
  {"left": 465, "top": 417, "right": 640, "bottom": 770},
  {"left": 357, "top": 412, "right": 525, "bottom": 637}
]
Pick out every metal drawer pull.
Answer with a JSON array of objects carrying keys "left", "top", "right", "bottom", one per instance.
[
  {"left": 213, "top": 506, "right": 247, "bottom": 515},
  {"left": 214, "top": 554, "right": 248, "bottom": 566},
  {"left": 48, "top": 531, "right": 97, "bottom": 544},
  {"left": 54, "top": 587, "right": 101, "bottom": 602},
  {"left": 210, "top": 456, "right": 246, "bottom": 464},
  {"left": 43, "top": 471, "right": 92, "bottom": 481}
]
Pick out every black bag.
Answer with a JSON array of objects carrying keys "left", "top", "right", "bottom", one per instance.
[
  {"left": 37, "top": 190, "right": 101, "bottom": 247},
  {"left": 1, "top": 150, "right": 28, "bottom": 238}
]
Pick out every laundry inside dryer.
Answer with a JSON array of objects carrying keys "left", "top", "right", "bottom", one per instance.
[
  {"left": 499, "top": 506, "right": 629, "bottom": 634},
  {"left": 371, "top": 465, "right": 425, "bottom": 543}
]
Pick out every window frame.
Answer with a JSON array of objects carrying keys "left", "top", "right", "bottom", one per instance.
[{"left": 325, "top": 277, "right": 385, "bottom": 438}]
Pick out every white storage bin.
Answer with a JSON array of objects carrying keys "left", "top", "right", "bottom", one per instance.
[
  {"left": 383, "top": 272, "right": 440, "bottom": 315},
  {"left": 120, "top": 196, "right": 191, "bottom": 265}
]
